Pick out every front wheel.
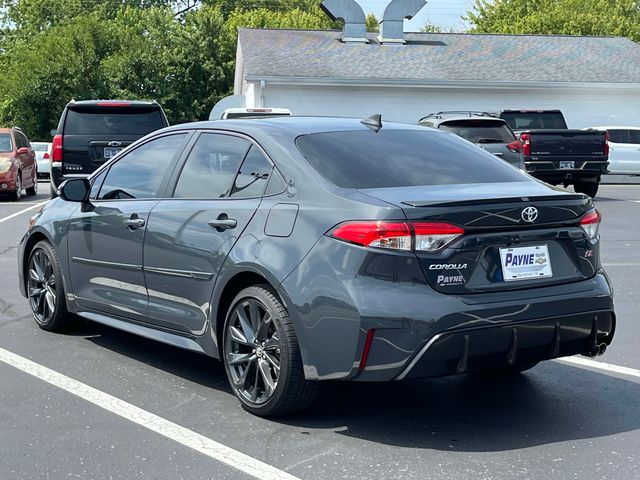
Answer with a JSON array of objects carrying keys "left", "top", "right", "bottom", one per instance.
[
  {"left": 574, "top": 180, "right": 599, "bottom": 198},
  {"left": 27, "top": 241, "right": 74, "bottom": 332},
  {"left": 222, "top": 285, "right": 318, "bottom": 417},
  {"left": 10, "top": 174, "right": 22, "bottom": 201}
]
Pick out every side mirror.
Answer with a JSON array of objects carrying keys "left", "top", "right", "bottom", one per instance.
[
  {"left": 17, "top": 147, "right": 29, "bottom": 155},
  {"left": 59, "top": 178, "right": 90, "bottom": 203}
]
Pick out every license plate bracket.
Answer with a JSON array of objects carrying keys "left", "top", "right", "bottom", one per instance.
[{"left": 499, "top": 245, "right": 553, "bottom": 282}]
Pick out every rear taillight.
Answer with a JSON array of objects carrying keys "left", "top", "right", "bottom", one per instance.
[
  {"left": 330, "top": 221, "right": 464, "bottom": 252},
  {"left": 43, "top": 152, "right": 50, "bottom": 160},
  {"left": 520, "top": 133, "right": 531, "bottom": 156},
  {"left": 580, "top": 209, "right": 601, "bottom": 240},
  {"left": 603, "top": 132, "right": 610, "bottom": 156},
  {"left": 51, "top": 134, "right": 63, "bottom": 163},
  {"left": 506, "top": 140, "right": 523, "bottom": 153}
]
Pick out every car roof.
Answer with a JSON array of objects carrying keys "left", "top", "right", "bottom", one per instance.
[
  {"left": 67, "top": 99, "right": 160, "bottom": 108},
  {"left": 161, "top": 116, "right": 438, "bottom": 138}
]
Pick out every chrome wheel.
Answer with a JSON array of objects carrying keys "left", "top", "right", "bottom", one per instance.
[
  {"left": 28, "top": 248, "right": 57, "bottom": 324},
  {"left": 225, "top": 298, "right": 281, "bottom": 405},
  {"left": 13, "top": 175, "right": 22, "bottom": 201}
]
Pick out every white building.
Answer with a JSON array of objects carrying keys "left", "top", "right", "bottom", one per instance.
[{"left": 234, "top": 28, "right": 640, "bottom": 128}]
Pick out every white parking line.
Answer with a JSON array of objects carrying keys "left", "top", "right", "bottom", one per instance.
[
  {"left": 0, "top": 347, "right": 300, "bottom": 480},
  {"left": 556, "top": 356, "right": 640, "bottom": 380},
  {"left": 0, "top": 201, "right": 47, "bottom": 224}
]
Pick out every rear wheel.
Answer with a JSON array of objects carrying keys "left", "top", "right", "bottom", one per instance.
[
  {"left": 26, "top": 178, "right": 38, "bottom": 196},
  {"left": 574, "top": 180, "right": 599, "bottom": 198},
  {"left": 27, "top": 241, "right": 74, "bottom": 332},
  {"left": 222, "top": 285, "right": 318, "bottom": 417},
  {"left": 10, "top": 174, "right": 22, "bottom": 201}
]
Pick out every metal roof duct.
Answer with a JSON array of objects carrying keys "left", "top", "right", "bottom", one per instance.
[
  {"left": 379, "top": 0, "right": 427, "bottom": 45},
  {"left": 321, "top": 0, "right": 368, "bottom": 43}
]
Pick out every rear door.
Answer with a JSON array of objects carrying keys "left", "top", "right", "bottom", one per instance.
[
  {"left": 67, "top": 132, "right": 190, "bottom": 320},
  {"left": 62, "top": 104, "right": 168, "bottom": 177},
  {"left": 607, "top": 129, "right": 640, "bottom": 175},
  {"left": 143, "top": 132, "right": 273, "bottom": 334},
  {"left": 15, "top": 131, "right": 36, "bottom": 186}
]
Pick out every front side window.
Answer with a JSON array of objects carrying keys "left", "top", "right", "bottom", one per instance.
[
  {"left": 173, "top": 133, "right": 250, "bottom": 199},
  {"left": 99, "top": 133, "right": 188, "bottom": 200},
  {"left": 296, "top": 129, "right": 527, "bottom": 189},
  {"left": 629, "top": 130, "right": 640, "bottom": 144}
]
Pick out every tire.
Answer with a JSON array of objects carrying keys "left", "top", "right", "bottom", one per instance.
[
  {"left": 10, "top": 173, "right": 22, "bottom": 201},
  {"left": 574, "top": 180, "right": 599, "bottom": 198},
  {"left": 26, "top": 240, "right": 74, "bottom": 332},
  {"left": 26, "top": 178, "right": 38, "bottom": 196},
  {"left": 222, "top": 284, "right": 318, "bottom": 417}
]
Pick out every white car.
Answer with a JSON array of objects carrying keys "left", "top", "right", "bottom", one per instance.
[
  {"left": 32, "top": 141, "right": 52, "bottom": 179},
  {"left": 587, "top": 127, "right": 640, "bottom": 175}
]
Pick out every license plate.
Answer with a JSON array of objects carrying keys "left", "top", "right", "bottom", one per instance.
[
  {"left": 499, "top": 245, "right": 552, "bottom": 282},
  {"left": 104, "top": 147, "right": 123, "bottom": 159},
  {"left": 559, "top": 161, "right": 575, "bottom": 169}
]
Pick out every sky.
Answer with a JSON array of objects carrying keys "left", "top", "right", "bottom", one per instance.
[{"left": 355, "top": 0, "right": 472, "bottom": 32}]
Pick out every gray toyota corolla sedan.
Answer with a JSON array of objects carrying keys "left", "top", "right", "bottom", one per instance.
[{"left": 18, "top": 117, "right": 615, "bottom": 416}]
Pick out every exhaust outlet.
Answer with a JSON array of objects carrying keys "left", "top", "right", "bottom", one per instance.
[
  {"left": 582, "top": 343, "right": 608, "bottom": 358},
  {"left": 598, "top": 343, "right": 607, "bottom": 356}
]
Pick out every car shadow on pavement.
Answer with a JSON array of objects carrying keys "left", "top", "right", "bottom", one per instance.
[
  {"left": 76, "top": 321, "right": 640, "bottom": 453},
  {"left": 283, "top": 363, "right": 640, "bottom": 452}
]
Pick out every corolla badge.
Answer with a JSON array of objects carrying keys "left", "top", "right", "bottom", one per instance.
[{"left": 521, "top": 206, "right": 539, "bottom": 223}]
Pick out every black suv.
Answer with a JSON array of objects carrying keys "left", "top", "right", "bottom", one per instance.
[{"left": 50, "top": 100, "right": 169, "bottom": 197}]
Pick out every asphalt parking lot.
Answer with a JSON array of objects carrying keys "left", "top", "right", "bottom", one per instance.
[{"left": 0, "top": 183, "right": 639, "bottom": 480}]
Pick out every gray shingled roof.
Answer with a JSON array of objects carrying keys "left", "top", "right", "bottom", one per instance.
[{"left": 238, "top": 29, "right": 640, "bottom": 84}]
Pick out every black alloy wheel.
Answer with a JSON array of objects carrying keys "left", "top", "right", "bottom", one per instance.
[
  {"left": 223, "top": 285, "right": 318, "bottom": 416},
  {"left": 27, "top": 241, "right": 72, "bottom": 332}
]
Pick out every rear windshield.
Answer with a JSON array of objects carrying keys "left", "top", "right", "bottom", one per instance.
[
  {"left": 64, "top": 107, "right": 165, "bottom": 136},
  {"left": 295, "top": 129, "right": 526, "bottom": 189},
  {"left": 32, "top": 142, "right": 49, "bottom": 151},
  {"left": 0, "top": 133, "right": 12, "bottom": 152},
  {"left": 439, "top": 120, "right": 515, "bottom": 143},
  {"left": 500, "top": 112, "right": 567, "bottom": 130}
]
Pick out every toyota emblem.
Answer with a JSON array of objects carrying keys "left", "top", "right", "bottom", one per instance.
[{"left": 521, "top": 206, "right": 539, "bottom": 223}]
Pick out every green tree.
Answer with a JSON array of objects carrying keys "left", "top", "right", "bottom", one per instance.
[{"left": 467, "top": 0, "right": 640, "bottom": 41}]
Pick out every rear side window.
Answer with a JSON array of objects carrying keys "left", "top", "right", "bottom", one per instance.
[
  {"left": 229, "top": 146, "right": 272, "bottom": 198},
  {"left": 0, "top": 134, "right": 12, "bottom": 152},
  {"left": 296, "top": 129, "right": 526, "bottom": 189},
  {"left": 99, "top": 133, "right": 187, "bottom": 200},
  {"left": 438, "top": 120, "right": 515, "bottom": 143},
  {"left": 65, "top": 107, "right": 166, "bottom": 136},
  {"left": 173, "top": 133, "right": 250, "bottom": 199},
  {"left": 608, "top": 129, "right": 640, "bottom": 144},
  {"left": 500, "top": 112, "right": 567, "bottom": 130}
]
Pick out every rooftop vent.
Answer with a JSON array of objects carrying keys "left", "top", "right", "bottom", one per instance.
[
  {"left": 321, "top": 0, "right": 368, "bottom": 44},
  {"left": 379, "top": 0, "right": 427, "bottom": 45}
]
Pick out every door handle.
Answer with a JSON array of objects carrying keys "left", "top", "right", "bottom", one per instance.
[
  {"left": 208, "top": 214, "right": 237, "bottom": 231},
  {"left": 124, "top": 215, "right": 145, "bottom": 230}
]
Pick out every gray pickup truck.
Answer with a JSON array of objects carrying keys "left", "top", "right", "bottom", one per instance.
[{"left": 498, "top": 110, "right": 608, "bottom": 197}]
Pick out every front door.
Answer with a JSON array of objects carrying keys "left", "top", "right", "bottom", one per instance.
[
  {"left": 67, "top": 132, "right": 190, "bottom": 319},
  {"left": 143, "top": 134, "right": 274, "bottom": 334}
]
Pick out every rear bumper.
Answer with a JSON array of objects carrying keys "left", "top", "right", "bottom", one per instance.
[
  {"left": 525, "top": 159, "right": 609, "bottom": 183},
  {"left": 280, "top": 236, "right": 615, "bottom": 382},
  {"left": 396, "top": 309, "right": 615, "bottom": 380}
]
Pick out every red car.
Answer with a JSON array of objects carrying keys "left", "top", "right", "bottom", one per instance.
[{"left": 0, "top": 127, "right": 38, "bottom": 201}]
